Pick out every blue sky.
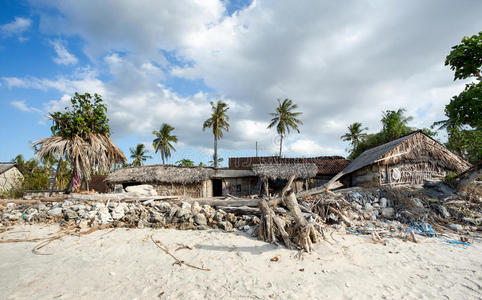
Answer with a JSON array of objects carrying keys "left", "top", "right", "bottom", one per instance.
[{"left": 1, "top": 0, "right": 481, "bottom": 166}]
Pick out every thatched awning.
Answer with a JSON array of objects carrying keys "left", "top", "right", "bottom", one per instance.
[
  {"left": 105, "top": 165, "right": 215, "bottom": 185},
  {"left": 252, "top": 163, "right": 318, "bottom": 180}
]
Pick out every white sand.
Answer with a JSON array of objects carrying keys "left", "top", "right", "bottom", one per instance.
[{"left": 0, "top": 225, "right": 481, "bottom": 300}]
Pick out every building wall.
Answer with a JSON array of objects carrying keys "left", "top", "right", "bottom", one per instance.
[
  {"left": 220, "top": 177, "right": 258, "bottom": 197},
  {"left": 0, "top": 167, "right": 24, "bottom": 192},
  {"left": 352, "top": 161, "right": 449, "bottom": 187},
  {"left": 128, "top": 182, "right": 208, "bottom": 198}
]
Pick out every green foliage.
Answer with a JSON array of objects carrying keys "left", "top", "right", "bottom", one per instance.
[
  {"left": 445, "top": 32, "right": 482, "bottom": 81},
  {"left": 176, "top": 159, "right": 195, "bottom": 167},
  {"left": 444, "top": 82, "right": 481, "bottom": 128},
  {"left": 50, "top": 92, "right": 110, "bottom": 138},
  {"left": 209, "top": 157, "right": 224, "bottom": 167},
  {"left": 381, "top": 109, "right": 413, "bottom": 140},
  {"left": 344, "top": 108, "right": 416, "bottom": 159},
  {"left": 443, "top": 172, "right": 458, "bottom": 188},
  {"left": 129, "top": 144, "right": 152, "bottom": 166},
  {"left": 341, "top": 122, "right": 368, "bottom": 152},
  {"left": 435, "top": 32, "right": 482, "bottom": 164},
  {"left": 2, "top": 154, "right": 71, "bottom": 198},
  {"left": 267, "top": 98, "right": 303, "bottom": 157},
  {"left": 152, "top": 123, "right": 178, "bottom": 164},
  {"left": 203, "top": 101, "right": 230, "bottom": 139}
]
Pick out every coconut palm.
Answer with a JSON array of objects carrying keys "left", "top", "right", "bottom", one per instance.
[
  {"left": 341, "top": 122, "right": 368, "bottom": 148},
  {"left": 152, "top": 123, "right": 178, "bottom": 164},
  {"left": 176, "top": 159, "right": 195, "bottom": 166},
  {"left": 381, "top": 108, "right": 413, "bottom": 140},
  {"left": 33, "top": 93, "right": 126, "bottom": 192},
  {"left": 267, "top": 98, "right": 303, "bottom": 157},
  {"left": 203, "top": 100, "right": 230, "bottom": 168},
  {"left": 130, "top": 144, "right": 152, "bottom": 166}
]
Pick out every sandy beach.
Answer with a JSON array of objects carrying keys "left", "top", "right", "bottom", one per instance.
[{"left": 0, "top": 225, "right": 481, "bottom": 300}]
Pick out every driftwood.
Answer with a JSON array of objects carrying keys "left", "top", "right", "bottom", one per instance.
[{"left": 257, "top": 175, "right": 323, "bottom": 252}]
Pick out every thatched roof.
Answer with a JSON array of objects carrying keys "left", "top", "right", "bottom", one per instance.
[
  {"left": 229, "top": 156, "right": 349, "bottom": 175},
  {"left": 252, "top": 163, "right": 318, "bottom": 180},
  {"left": 342, "top": 131, "right": 471, "bottom": 175},
  {"left": 0, "top": 163, "right": 16, "bottom": 175},
  {"left": 105, "top": 165, "right": 215, "bottom": 184}
]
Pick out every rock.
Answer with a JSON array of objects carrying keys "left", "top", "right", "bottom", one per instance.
[
  {"left": 437, "top": 205, "right": 450, "bottom": 218},
  {"left": 214, "top": 212, "right": 225, "bottom": 222},
  {"left": 191, "top": 201, "right": 201, "bottom": 215},
  {"left": 352, "top": 203, "right": 362, "bottom": 212},
  {"left": 220, "top": 221, "right": 233, "bottom": 232},
  {"left": 97, "top": 208, "right": 113, "bottom": 224},
  {"left": 8, "top": 212, "right": 22, "bottom": 221},
  {"left": 48, "top": 207, "right": 63, "bottom": 217},
  {"left": 125, "top": 184, "right": 158, "bottom": 196},
  {"left": 364, "top": 203, "right": 373, "bottom": 211},
  {"left": 37, "top": 204, "right": 47, "bottom": 211},
  {"left": 373, "top": 203, "right": 380, "bottom": 209},
  {"left": 179, "top": 222, "right": 195, "bottom": 230},
  {"left": 156, "top": 202, "right": 171, "bottom": 212},
  {"left": 234, "top": 219, "right": 247, "bottom": 228},
  {"left": 381, "top": 207, "right": 394, "bottom": 218},
  {"left": 94, "top": 203, "right": 106, "bottom": 210},
  {"left": 449, "top": 224, "right": 463, "bottom": 231},
  {"left": 150, "top": 211, "right": 165, "bottom": 224},
  {"left": 64, "top": 209, "right": 79, "bottom": 221},
  {"left": 181, "top": 202, "right": 192, "bottom": 211},
  {"left": 176, "top": 208, "right": 191, "bottom": 219},
  {"left": 194, "top": 213, "right": 207, "bottom": 226},
  {"left": 72, "top": 204, "right": 86, "bottom": 211},
  {"left": 423, "top": 179, "right": 440, "bottom": 188},
  {"left": 137, "top": 219, "right": 148, "bottom": 229},
  {"left": 6, "top": 203, "right": 16, "bottom": 211},
  {"left": 252, "top": 216, "right": 260, "bottom": 225},
  {"left": 243, "top": 225, "right": 250, "bottom": 231},
  {"left": 380, "top": 198, "right": 388, "bottom": 208},
  {"left": 226, "top": 213, "right": 237, "bottom": 223},
  {"left": 78, "top": 220, "right": 89, "bottom": 229},
  {"left": 62, "top": 200, "right": 74, "bottom": 208},
  {"left": 111, "top": 207, "right": 125, "bottom": 220}
]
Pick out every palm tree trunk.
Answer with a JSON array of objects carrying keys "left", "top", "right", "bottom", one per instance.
[
  {"left": 279, "top": 135, "right": 283, "bottom": 158},
  {"left": 49, "top": 158, "right": 62, "bottom": 196},
  {"left": 162, "top": 154, "right": 165, "bottom": 165},
  {"left": 214, "top": 135, "right": 218, "bottom": 168}
]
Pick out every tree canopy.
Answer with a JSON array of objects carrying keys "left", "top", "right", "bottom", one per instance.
[
  {"left": 152, "top": 123, "right": 178, "bottom": 164},
  {"left": 203, "top": 100, "right": 230, "bottom": 168},
  {"left": 435, "top": 32, "right": 482, "bottom": 163}
]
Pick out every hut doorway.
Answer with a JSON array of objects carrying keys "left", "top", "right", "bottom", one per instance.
[{"left": 212, "top": 179, "right": 223, "bottom": 197}]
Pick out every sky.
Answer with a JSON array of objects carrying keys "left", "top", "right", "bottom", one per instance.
[{"left": 1, "top": 0, "right": 481, "bottom": 166}]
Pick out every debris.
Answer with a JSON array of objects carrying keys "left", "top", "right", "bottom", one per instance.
[
  {"left": 270, "top": 256, "right": 279, "bottom": 262},
  {"left": 150, "top": 235, "right": 210, "bottom": 271}
]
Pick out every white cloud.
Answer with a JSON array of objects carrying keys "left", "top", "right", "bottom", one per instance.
[
  {"left": 10, "top": 100, "right": 42, "bottom": 114},
  {"left": 50, "top": 40, "right": 78, "bottom": 65},
  {"left": 0, "top": 17, "right": 31, "bottom": 38},
  {"left": 15, "top": 0, "right": 482, "bottom": 158}
]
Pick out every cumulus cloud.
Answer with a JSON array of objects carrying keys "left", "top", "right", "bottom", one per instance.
[
  {"left": 50, "top": 40, "right": 78, "bottom": 65},
  {"left": 0, "top": 17, "right": 31, "bottom": 39},
  {"left": 16, "top": 0, "right": 482, "bottom": 157}
]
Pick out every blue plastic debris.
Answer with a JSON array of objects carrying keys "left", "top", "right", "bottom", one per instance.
[
  {"left": 406, "top": 221, "right": 436, "bottom": 237},
  {"left": 445, "top": 239, "right": 470, "bottom": 246}
]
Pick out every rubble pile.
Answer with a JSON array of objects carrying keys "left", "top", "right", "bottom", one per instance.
[{"left": 0, "top": 199, "right": 260, "bottom": 233}]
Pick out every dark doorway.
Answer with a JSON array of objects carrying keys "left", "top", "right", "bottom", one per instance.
[{"left": 212, "top": 179, "right": 223, "bottom": 196}]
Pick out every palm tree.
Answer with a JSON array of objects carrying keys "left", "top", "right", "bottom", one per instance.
[
  {"left": 176, "top": 159, "right": 195, "bottom": 167},
  {"left": 381, "top": 108, "right": 413, "bottom": 140},
  {"left": 203, "top": 100, "right": 230, "bottom": 168},
  {"left": 130, "top": 144, "right": 152, "bottom": 166},
  {"left": 209, "top": 157, "right": 224, "bottom": 167},
  {"left": 267, "top": 98, "right": 303, "bottom": 157},
  {"left": 341, "top": 122, "right": 368, "bottom": 148},
  {"left": 152, "top": 123, "right": 178, "bottom": 164},
  {"left": 33, "top": 93, "right": 126, "bottom": 193}
]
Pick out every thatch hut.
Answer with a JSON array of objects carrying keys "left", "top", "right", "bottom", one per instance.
[
  {"left": 105, "top": 165, "right": 215, "bottom": 197},
  {"left": 252, "top": 163, "right": 318, "bottom": 194},
  {"left": 333, "top": 131, "right": 471, "bottom": 188}
]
